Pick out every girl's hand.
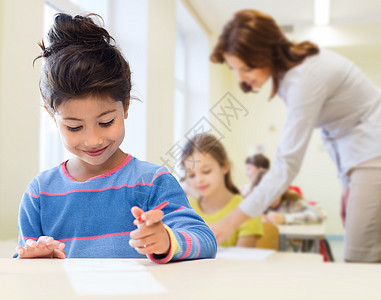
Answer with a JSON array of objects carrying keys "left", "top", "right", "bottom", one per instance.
[
  {"left": 16, "top": 236, "right": 65, "bottom": 259},
  {"left": 266, "top": 212, "right": 285, "bottom": 225},
  {"left": 129, "top": 206, "right": 170, "bottom": 256}
]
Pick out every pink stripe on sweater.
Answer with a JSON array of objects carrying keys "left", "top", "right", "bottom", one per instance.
[
  {"left": 178, "top": 231, "right": 192, "bottom": 260},
  {"left": 61, "top": 154, "right": 132, "bottom": 182},
  {"left": 25, "top": 190, "right": 40, "bottom": 198},
  {"left": 20, "top": 236, "right": 38, "bottom": 241},
  {"left": 188, "top": 232, "right": 201, "bottom": 258},
  {"left": 35, "top": 170, "right": 170, "bottom": 197},
  {"left": 57, "top": 231, "right": 132, "bottom": 242},
  {"left": 90, "top": 155, "right": 132, "bottom": 179}
]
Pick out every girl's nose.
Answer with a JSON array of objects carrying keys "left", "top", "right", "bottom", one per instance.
[
  {"left": 84, "top": 128, "right": 103, "bottom": 148},
  {"left": 195, "top": 174, "right": 204, "bottom": 184}
]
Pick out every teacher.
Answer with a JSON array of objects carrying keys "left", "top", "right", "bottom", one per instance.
[{"left": 210, "top": 9, "right": 381, "bottom": 262}]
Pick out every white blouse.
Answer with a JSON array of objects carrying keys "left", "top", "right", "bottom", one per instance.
[{"left": 240, "top": 49, "right": 381, "bottom": 217}]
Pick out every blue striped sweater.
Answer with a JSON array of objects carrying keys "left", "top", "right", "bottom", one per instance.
[{"left": 17, "top": 154, "right": 217, "bottom": 262}]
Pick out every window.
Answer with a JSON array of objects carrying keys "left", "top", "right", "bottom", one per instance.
[
  {"left": 174, "top": 30, "right": 187, "bottom": 146},
  {"left": 39, "top": 3, "right": 69, "bottom": 172},
  {"left": 173, "top": 0, "right": 210, "bottom": 178}
]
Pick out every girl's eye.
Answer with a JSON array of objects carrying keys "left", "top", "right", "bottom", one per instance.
[
  {"left": 187, "top": 173, "right": 195, "bottom": 178},
  {"left": 67, "top": 126, "right": 82, "bottom": 132},
  {"left": 100, "top": 119, "right": 115, "bottom": 127},
  {"left": 203, "top": 170, "right": 211, "bottom": 174}
]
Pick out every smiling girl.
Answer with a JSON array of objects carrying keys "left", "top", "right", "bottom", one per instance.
[
  {"left": 181, "top": 134, "right": 263, "bottom": 248},
  {"left": 15, "top": 13, "right": 216, "bottom": 262}
]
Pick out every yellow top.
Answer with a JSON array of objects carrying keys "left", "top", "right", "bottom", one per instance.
[{"left": 189, "top": 194, "right": 263, "bottom": 247}]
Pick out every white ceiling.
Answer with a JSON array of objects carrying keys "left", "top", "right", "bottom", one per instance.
[{"left": 187, "top": 0, "right": 381, "bottom": 33}]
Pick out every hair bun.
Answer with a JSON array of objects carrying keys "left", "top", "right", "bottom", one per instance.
[{"left": 41, "top": 13, "right": 113, "bottom": 59}]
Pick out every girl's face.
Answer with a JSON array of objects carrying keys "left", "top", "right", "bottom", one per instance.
[
  {"left": 245, "top": 163, "right": 260, "bottom": 182},
  {"left": 223, "top": 53, "right": 271, "bottom": 90},
  {"left": 53, "top": 95, "right": 128, "bottom": 169},
  {"left": 183, "top": 151, "right": 229, "bottom": 198}
]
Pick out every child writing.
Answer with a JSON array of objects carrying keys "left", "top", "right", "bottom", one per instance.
[
  {"left": 15, "top": 13, "right": 217, "bottom": 263},
  {"left": 253, "top": 170, "right": 324, "bottom": 225},
  {"left": 181, "top": 134, "right": 263, "bottom": 248}
]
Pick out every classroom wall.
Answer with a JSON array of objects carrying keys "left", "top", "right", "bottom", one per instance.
[
  {"left": 208, "top": 33, "right": 233, "bottom": 138},
  {"left": 0, "top": 0, "right": 44, "bottom": 239}
]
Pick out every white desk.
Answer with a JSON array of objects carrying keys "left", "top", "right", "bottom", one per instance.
[
  {"left": 1, "top": 250, "right": 380, "bottom": 299},
  {"left": 278, "top": 223, "right": 326, "bottom": 252}
]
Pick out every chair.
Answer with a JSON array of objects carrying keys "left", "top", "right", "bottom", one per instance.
[{"left": 256, "top": 222, "right": 279, "bottom": 251}]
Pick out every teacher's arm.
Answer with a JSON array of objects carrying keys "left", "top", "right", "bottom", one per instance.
[
  {"left": 211, "top": 207, "right": 250, "bottom": 245},
  {"left": 213, "top": 70, "right": 327, "bottom": 245}
]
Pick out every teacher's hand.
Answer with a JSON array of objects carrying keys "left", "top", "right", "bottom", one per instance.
[{"left": 211, "top": 207, "right": 250, "bottom": 245}]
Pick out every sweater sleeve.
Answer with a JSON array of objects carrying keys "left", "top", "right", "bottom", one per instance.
[
  {"left": 146, "top": 169, "right": 217, "bottom": 263},
  {"left": 240, "top": 64, "right": 327, "bottom": 218},
  {"left": 17, "top": 181, "right": 42, "bottom": 248}
]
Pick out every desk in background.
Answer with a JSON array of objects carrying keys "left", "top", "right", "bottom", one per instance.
[
  {"left": 1, "top": 248, "right": 380, "bottom": 300},
  {"left": 277, "top": 223, "right": 326, "bottom": 252}
]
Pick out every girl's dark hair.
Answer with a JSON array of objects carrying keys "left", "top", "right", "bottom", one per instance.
[
  {"left": 181, "top": 134, "right": 240, "bottom": 195},
  {"left": 281, "top": 189, "right": 302, "bottom": 203},
  {"left": 210, "top": 9, "right": 319, "bottom": 98},
  {"left": 245, "top": 153, "right": 270, "bottom": 169},
  {"left": 35, "top": 13, "right": 131, "bottom": 113}
]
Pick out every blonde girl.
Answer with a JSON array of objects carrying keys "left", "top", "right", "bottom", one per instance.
[{"left": 182, "top": 134, "right": 263, "bottom": 248}]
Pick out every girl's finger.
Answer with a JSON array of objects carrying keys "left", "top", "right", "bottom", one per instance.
[
  {"left": 46, "top": 240, "right": 60, "bottom": 250},
  {"left": 131, "top": 206, "right": 144, "bottom": 219},
  {"left": 25, "top": 239, "right": 37, "bottom": 248},
  {"left": 53, "top": 249, "right": 66, "bottom": 259},
  {"left": 132, "top": 242, "right": 157, "bottom": 255},
  {"left": 36, "top": 236, "right": 51, "bottom": 248},
  {"left": 16, "top": 246, "right": 24, "bottom": 256},
  {"left": 129, "top": 235, "right": 156, "bottom": 249},
  {"left": 142, "top": 210, "right": 164, "bottom": 226}
]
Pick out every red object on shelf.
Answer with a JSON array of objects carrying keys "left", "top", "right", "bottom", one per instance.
[{"left": 288, "top": 185, "right": 303, "bottom": 197}]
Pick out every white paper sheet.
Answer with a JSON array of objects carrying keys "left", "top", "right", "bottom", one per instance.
[
  {"left": 63, "top": 259, "right": 167, "bottom": 295},
  {"left": 216, "top": 247, "right": 275, "bottom": 260}
]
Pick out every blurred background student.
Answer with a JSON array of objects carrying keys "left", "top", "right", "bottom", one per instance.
[
  {"left": 241, "top": 154, "right": 303, "bottom": 199},
  {"left": 181, "top": 134, "right": 263, "bottom": 248},
  {"left": 240, "top": 153, "right": 270, "bottom": 198},
  {"left": 250, "top": 170, "right": 324, "bottom": 226},
  {"left": 253, "top": 169, "right": 327, "bottom": 254}
]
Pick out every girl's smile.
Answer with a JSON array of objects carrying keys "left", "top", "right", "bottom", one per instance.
[
  {"left": 83, "top": 145, "right": 109, "bottom": 157},
  {"left": 52, "top": 95, "right": 129, "bottom": 181},
  {"left": 197, "top": 184, "right": 210, "bottom": 191}
]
